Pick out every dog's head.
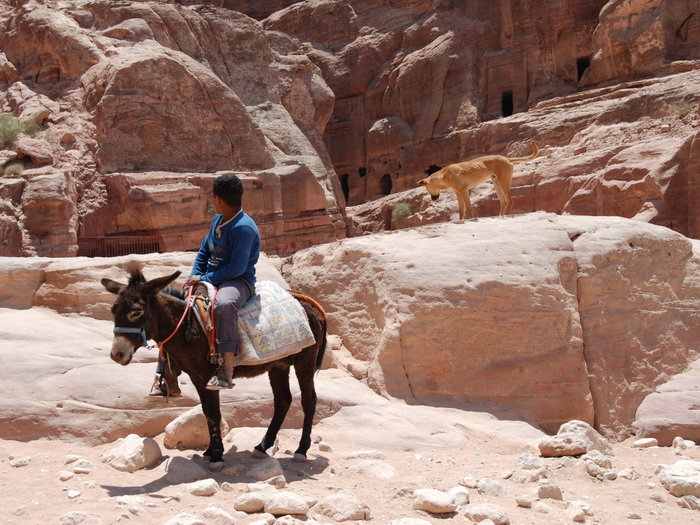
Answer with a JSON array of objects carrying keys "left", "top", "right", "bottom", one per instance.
[{"left": 417, "top": 177, "right": 441, "bottom": 201}]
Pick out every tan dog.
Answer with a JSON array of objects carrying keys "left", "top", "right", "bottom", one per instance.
[{"left": 417, "top": 142, "right": 539, "bottom": 219}]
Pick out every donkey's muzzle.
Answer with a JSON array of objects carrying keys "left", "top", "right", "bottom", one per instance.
[{"left": 110, "top": 336, "right": 135, "bottom": 365}]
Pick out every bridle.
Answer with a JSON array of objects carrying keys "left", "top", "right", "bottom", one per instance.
[
  {"left": 112, "top": 285, "right": 195, "bottom": 357},
  {"left": 112, "top": 325, "right": 149, "bottom": 349}
]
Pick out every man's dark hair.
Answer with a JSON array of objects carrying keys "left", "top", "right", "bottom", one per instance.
[{"left": 213, "top": 174, "right": 243, "bottom": 207}]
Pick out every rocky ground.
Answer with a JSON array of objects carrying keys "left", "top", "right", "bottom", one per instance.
[
  {"left": 0, "top": 309, "right": 699, "bottom": 525},
  {"left": 2, "top": 411, "right": 700, "bottom": 525},
  {"left": 1, "top": 216, "right": 699, "bottom": 524}
]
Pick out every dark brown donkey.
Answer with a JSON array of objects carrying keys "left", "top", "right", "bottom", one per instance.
[{"left": 101, "top": 267, "right": 327, "bottom": 469}]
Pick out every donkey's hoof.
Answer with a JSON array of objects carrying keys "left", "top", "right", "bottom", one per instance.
[
  {"left": 292, "top": 453, "right": 307, "bottom": 463},
  {"left": 251, "top": 448, "right": 268, "bottom": 459},
  {"left": 208, "top": 460, "right": 224, "bottom": 472}
]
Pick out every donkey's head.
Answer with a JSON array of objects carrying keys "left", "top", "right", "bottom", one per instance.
[{"left": 101, "top": 266, "right": 181, "bottom": 365}]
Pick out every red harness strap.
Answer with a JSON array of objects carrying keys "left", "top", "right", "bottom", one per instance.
[
  {"left": 157, "top": 285, "right": 194, "bottom": 360},
  {"left": 291, "top": 292, "right": 327, "bottom": 319},
  {"left": 207, "top": 287, "right": 218, "bottom": 361}
]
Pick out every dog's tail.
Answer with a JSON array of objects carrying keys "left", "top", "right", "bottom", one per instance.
[{"left": 509, "top": 142, "right": 539, "bottom": 163}]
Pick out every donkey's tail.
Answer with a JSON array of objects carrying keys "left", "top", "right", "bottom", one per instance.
[
  {"left": 315, "top": 315, "right": 328, "bottom": 372},
  {"left": 291, "top": 292, "right": 328, "bottom": 372}
]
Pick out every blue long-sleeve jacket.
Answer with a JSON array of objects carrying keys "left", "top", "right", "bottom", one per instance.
[{"left": 191, "top": 211, "right": 260, "bottom": 287}]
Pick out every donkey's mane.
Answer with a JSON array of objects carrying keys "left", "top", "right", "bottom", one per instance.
[
  {"left": 163, "top": 286, "right": 185, "bottom": 300},
  {"left": 125, "top": 266, "right": 185, "bottom": 301},
  {"left": 127, "top": 269, "right": 146, "bottom": 285}
]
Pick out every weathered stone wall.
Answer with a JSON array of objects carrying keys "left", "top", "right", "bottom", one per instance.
[
  {"left": 261, "top": 0, "right": 700, "bottom": 214},
  {"left": 0, "top": 1, "right": 345, "bottom": 257},
  {"left": 285, "top": 213, "right": 700, "bottom": 437}
]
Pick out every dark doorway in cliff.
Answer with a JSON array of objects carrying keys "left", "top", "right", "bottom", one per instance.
[
  {"left": 379, "top": 174, "right": 392, "bottom": 195},
  {"left": 358, "top": 167, "right": 367, "bottom": 177},
  {"left": 425, "top": 164, "right": 442, "bottom": 175},
  {"left": 340, "top": 173, "right": 349, "bottom": 203},
  {"left": 501, "top": 90, "right": 514, "bottom": 117},
  {"left": 78, "top": 232, "right": 163, "bottom": 257},
  {"left": 577, "top": 56, "right": 591, "bottom": 81}
]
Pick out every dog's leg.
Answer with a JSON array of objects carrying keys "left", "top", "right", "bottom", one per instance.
[
  {"left": 454, "top": 187, "right": 475, "bottom": 219},
  {"left": 493, "top": 166, "right": 513, "bottom": 215},
  {"left": 492, "top": 179, "right": 510, "bottom": 215},
  {"left": 450, "top": 188, "right": 466, "bottom": 219}
]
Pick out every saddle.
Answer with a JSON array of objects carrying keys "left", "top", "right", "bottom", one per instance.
[
  {"left": 189, "top": 283, "right": 217, "bottom": 360},
  {"left": 190, "top": 281, "right": 316, "bottom": 366}
]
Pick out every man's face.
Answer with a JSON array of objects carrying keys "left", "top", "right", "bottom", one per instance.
[{"left": 213, "top": 194, "right": 224, "bottom": 214}]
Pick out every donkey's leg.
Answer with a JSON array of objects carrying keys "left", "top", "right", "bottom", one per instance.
[
  {"left": 254, "top": 367, "right": 292, "bottom": 457},
  {"left": 292, "top": 359, "right": 318, "bottom": 460},
  {"left": 198, "top": 387, "right": 224, "bottom": 467}
]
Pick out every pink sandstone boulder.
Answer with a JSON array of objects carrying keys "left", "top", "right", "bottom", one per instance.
[
  {"left": 81, "top": 41, "right": 274, "bottom": 174},
  {"left": 287, "top": 212, "right": 595, "bottom": 433},
  {"left": 285, "top": 213, "right": 700, "bottom": 437},
  {"left": 20, "top": 169, "right": 78, "bottom": 256},
  {"left": 0, "top": 7, "right": 102, "bottom": 83}
]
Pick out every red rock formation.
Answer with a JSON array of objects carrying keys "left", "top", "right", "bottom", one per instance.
[
  {"left": 0, "top": 0, "right": 699, "bottom": 259},
  {"left": 0, "top": 1, "right": 345, "bottom": 257},
  {"left": 263, "top": 0, "right": 609, "bottom": 204},
  {"left": 20, "top": 169, "right": 78, "bottom": 256},
  {"left": 81, "top": 41, "right": 275, "bottom": 173},
  {"left": 348, "top": 70, "right": 700, "bottom": 242},
  {"left": 259, "top": 0, "right": 699, "bottom": 247}
]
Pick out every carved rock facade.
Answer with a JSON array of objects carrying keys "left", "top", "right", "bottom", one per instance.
[
  {"left": 260, "top": 0, "right": 700, "bottom": 240},
  {"left": 0, "top": 2, "right": 345, "bottom": 257}
]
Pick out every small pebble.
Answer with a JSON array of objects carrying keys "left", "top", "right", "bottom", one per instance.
[{"left": 633, "top": 438, "right": 658, "bottom": 448}]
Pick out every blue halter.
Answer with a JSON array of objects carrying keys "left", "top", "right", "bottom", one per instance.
[{"left": 113, "top": 326, "right": 149, "bottom": 348}]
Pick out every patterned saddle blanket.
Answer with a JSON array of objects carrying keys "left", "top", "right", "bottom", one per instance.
[{"left": 200, "top": 280, "right": 316, "bottom": 366}]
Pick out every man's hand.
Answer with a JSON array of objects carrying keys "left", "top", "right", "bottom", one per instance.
[{"left": 185, "top": 275, "right": 202, "bottom": 287}]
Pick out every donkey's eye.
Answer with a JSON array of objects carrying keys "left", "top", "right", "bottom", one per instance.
[{"left": 127, "top": 309, "right": 144, "bottom": 322}]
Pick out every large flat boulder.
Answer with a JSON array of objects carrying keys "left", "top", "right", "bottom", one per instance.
[
  {"left": 0, "top": 247, "right": 543, "bottom": 451},
  {"left": 81, "top": 40, "right": 274, "bottom": 173},
  {"left": 285, "top": 212, "right": 700, "bottom": 437}
]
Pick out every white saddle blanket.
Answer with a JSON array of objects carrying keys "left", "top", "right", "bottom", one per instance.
[{"left": 205, "top": 281, "right": 316, "bottom": 366}]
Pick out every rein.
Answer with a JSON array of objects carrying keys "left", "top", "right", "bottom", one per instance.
[
  {"left": 157, "top": 284, "right": 195, "bottom": 358},
  {"left": 113, "top": 285, "right": 195, "bottom": 358}
]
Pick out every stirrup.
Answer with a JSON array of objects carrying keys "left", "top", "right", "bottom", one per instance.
[{"left": 206, "top": 369, "right": 234, "bottom": 390}]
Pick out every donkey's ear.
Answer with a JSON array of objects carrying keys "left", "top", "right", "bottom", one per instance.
[
  {"left": 144, "top": 271, "right": 182, "bottom": 295},
  {"left": 101, "top": 278, "right": 124, "bottom": 294},
  {"left": 417, "top": 178, "right": 427, "bottom": 187}
]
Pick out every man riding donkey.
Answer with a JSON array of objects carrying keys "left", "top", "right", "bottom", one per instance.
[{"left": 149, "top": 173, "right": 260, "bottom": 397}]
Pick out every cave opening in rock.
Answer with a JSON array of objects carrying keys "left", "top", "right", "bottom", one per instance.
[
  {"left": 379, "top": 174, "right": 392, "bottom": 195},
  {"left": 577, "top": 56, "right": 591, "bottom": 81},
  {"left": 501, "top": 90, "right": 514, "bottom": 117},
  {"left": 340, "top": 173, "right": 349, "bottom": 203}
]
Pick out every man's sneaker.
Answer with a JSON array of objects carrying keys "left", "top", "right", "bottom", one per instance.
[
  {"left": 147, "top": 375, "right": 182, "bottom": 399},
  {"left": 206, "top": 372, "right": 234, "bottom": 390}
]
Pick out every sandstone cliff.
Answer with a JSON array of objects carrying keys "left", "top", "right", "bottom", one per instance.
[
  {"left": 285, "top": 213, "right": 700, "bottom": 439},
  {"left": 2, "top": 213, "right": 697, "bottom": 442},
  {"left": 1, "top": 0, "right": 699, "bottom": 258},
  {"left": 0, "top": 0, "right": 346, "bottom": 257},
  {"left": 257, "top": 0, "right": 700, "bottom": 227}
]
